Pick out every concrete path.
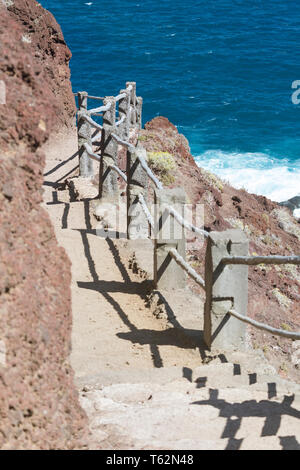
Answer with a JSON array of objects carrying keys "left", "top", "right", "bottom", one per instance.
[{"left": 42, "top": 131, "right": 300, "bottom": 450}]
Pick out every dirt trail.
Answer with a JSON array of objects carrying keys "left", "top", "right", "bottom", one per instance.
[
  {"left": 42, "top": 130, "right": 204, "bottom": 381},
  {"left": 42, "top": 131, "right": 300, "bottom": 450}
]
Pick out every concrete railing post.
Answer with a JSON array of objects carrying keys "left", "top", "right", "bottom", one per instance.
[
  {"left": 77, "top": 91, "right": 93, "bottom": 178},
  {"left": 136, "top": 97, "right": 143, "bottom": 129},
  {"left": 154, "top": 188, "right": 186, "bottom": 290},
  {"left": 118, "top": 88, "right": 131, "bottom": 139},
  {"left": 99, "top": 96, "right": 119, "bottom": 202},
  {"left": 204, "top": 229, "right": 249, "bottom": 351},
  {"left": 126, "top": 81, "right": 137, "bottom": 127},
  {"left": 127, "top": 145, "right": 149, "bottom": 239}
]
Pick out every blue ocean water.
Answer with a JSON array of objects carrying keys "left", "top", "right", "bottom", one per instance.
[{"left": 42, "top": 0, "right": 300, "bottom": 203}]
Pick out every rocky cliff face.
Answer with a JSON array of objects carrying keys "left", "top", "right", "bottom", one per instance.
[
  {"left": 0, "top": 0, "right": 87, "bottom": 449},
  {"left": 139, "top": 117, "right": 300, "bottom": 382}
]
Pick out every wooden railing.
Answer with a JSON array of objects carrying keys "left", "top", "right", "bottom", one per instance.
[{"left": 74, "top": 82, "right": 300, "bottom": 351}]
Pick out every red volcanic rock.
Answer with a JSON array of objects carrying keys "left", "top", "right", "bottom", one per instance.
[
  {"left": 0, "top": 0, "right": 75, "bottom": 154},
  {"left": 0, "top": 1, "right": 87, "bottom": 449},
  {"left": 8, "top": 0, "right": 75, "bottom": 130},
  {"left": 141, "top": 117, "right": 300, "bottom": 382},
  {"left": 144, "top": 116, "right": 194, "bottom": 163}
]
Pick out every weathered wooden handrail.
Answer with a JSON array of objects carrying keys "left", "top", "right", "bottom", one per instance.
[
  {"left": 138, "top": 193, "right": 155, "bottom": 230},
  {"left": 137, "top": 153, "right": 163, "bottom": 189},
  {"left": 167, "top": 206, "right": 209, "bottom": 238},
  {"left": 91, "top": 131, "right": 102, "bottom": 143},
  {"left": 115, "top": 92, "right": 127, "bottom": 102},
  {"left": 228, "top": 309, "right": 300, "bottom": 340},
  {"left": 83, "top": 143, "right": 101, "bottom": 162},
  {"left": 169, "top": 247, "right": 206, "bottom": 290},
  {"left": 108, "top": 164, "right": 127, "bottom": 182},
  {"left": 75, "top": 82, "right": 300, "bottom": 354},
  {"left": 87, "top": 95, "right": 104, "bottom": 100},
  {"left": 88, "top": 102, "right": 112, "bottom": 115},
  {"left": 82, "top": 113, "right": 103, "bottom": 130},
  {"left": 221, "top": 255, "right": 300, "bottom": 265},
  {"left": 115, "top": 115, "right": 126, "bottom": 127},
  {"left": 111, "top": 132, "right": 135, "bottom": 151}
]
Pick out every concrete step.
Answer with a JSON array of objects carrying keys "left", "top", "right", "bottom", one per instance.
[
  {"left": 80, "top": 381, "right": 300, "bottom": 450},
  {"left": 76, "top": 361, "right": 300, "bottom": 398}
]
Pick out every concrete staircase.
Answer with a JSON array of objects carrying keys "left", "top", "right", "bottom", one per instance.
[{"left": 78, "top": 351, "right": 300, "bottom": 450}]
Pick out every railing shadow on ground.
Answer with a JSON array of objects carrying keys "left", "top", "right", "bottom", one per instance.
[
  {"left": 43, "top": 149, "right": 80, "bottom": 197},
  {"left": 75, "top": 202, "right": 229, "bottom": 368},
  {"left": 45, "top": 150, "right": 300, "bottom": 450},
  {"left": 76, "top": 200, "right": 163, "bottom": 368},
  {"left": 149, "top": 290, "right": 227, "bottom": 364},
  {"left": 43, "top": 150, "right": 79, "bottom": 177},
  {"left": 74, "top": 82, "right": 300, "bottom": 350},
  {"left": 43, "top": 161, "right": 79, "bottom": 231},
  {"left": 43, "top": 181, "right": 78, "bottom": 231},
  {"left": 44, "top": 164, "right": 79, "bottom": 186},
  {"left": 191, "top": 388, "right": 300, "bottom": 450}
]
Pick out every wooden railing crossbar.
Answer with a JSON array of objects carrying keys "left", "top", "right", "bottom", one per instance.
[{"left": 75, "top": 81, "right": 300, "bottom": 350}]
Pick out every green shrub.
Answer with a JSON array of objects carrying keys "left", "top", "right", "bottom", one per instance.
[
  {"left": 201, "top": 169, "right": 224, "bottom": 192},
  {"left": 147, "top": 151, "right": 176, "bottom": 185}
]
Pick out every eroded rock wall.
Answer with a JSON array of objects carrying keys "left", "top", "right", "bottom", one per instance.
[{"left": 0, "top": 0, "right": 87, "bottom": 449}]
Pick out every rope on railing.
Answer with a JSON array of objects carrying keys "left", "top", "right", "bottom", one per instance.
[
  {"left": 82, "top": 113, "right": 103, "bottom": 131},
  {"left": 115, "top": 92, "right": 127, "bottom": 102},
  {"left": 91, "top": 131, "right": 102, "bottom": 143},
  {"left": 136, "top": 154, "right": 163, "bottom": 190},
  {"left": 128, "top": 152, "right": 209, "bottom": 237},
  {"left": 115, "top": 115, "right": 126, "bottom": 127},
  {"left": 228, "top": 309, "right": 300, "bottom": 340},
  {"left": 138, "top": 193, "right": 155, "bottom": 230},
  {"left": 111, "top": 133, "right": 136, "bottom": 152},
  {"left": 134, "top": 155, "right": 209, "bottom": 239},
  {"left": 83, "top": 143, "right": 101, "bottom": 162},
  {"left": 87, "top": 95, "right": 104, "bottom": 101},
  {"left": 77, "top": 83, "right": 300, "bottom": 349},
  {"left": 221, "top": 255, "right": 300, "bottom": 266},
  {"left": 168, "top": 248, "right": 206, "bottom": 290},
  {"left": 88, "top": 102, "right": 112, "bottom": 116},
  {"left": 114, "top": 84, "right": 131, "bottom": 103},
  {"left": 108, "top": 164, "right": 127, "bottom": 183},
  {"left": 166, "top": 206, "right": 210, "bottom": 238}
]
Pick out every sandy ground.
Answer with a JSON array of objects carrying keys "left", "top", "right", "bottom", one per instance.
[{"left": 42, "top": 129, "right": 205, "bottom": 381}]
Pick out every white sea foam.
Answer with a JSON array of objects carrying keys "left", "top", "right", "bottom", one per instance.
[
  {"left": 294, "top": 208, "right": 300, "bottom": 218},
  {"left": 194, "top": 150, "right": 300, "bottom": 205}
]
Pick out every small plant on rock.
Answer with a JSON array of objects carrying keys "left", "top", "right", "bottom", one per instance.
[{"left": 147, "top": 151, "right": 176, "bottom": 185}]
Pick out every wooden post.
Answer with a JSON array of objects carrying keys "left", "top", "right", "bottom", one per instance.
[
  {"left": 77, "top": 91, "right": 93, "bottom": 178},
  {"left": 127, "top": 145, "right": 149, "bottom": 239},
  {"left": 154, "top": 188, "right": 186, "bottom": 290},
  {"left": 99, "top": 96, "right": 119, "bottom": 202},
  {"left": 204, "top": 229, "right": 249, "bottom": 351},
  {"left": 118, "top": 88, "right": 131, "bottom": 140},
  {"left": 126, "top": 81, "right": 136, "bottom": 127},
  {"left": 136, "top": 97, "right": 143, "bottom": 129}
]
